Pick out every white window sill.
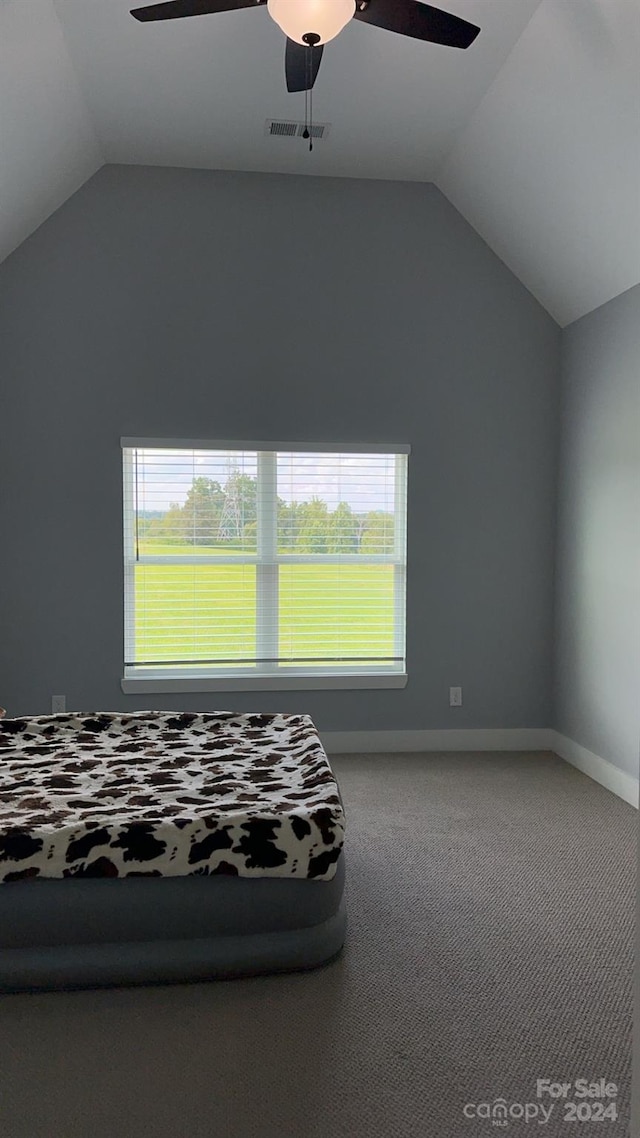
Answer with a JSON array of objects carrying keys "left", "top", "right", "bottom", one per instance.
[{"left": 121, "top": 673, "right": 408, "bottom": 694}]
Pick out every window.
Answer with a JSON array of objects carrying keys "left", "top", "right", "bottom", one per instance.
[{"left": 122, "top": 439, "right": 409, "bottom": 692}]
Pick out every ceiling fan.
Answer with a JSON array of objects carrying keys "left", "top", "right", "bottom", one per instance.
[{"left": 130, "top": 1, "right": 481, "bottom": 94}]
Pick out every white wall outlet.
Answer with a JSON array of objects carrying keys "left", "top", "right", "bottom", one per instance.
[
  {"left": 449, "top": 686, "right": 463, "bottom": 708},
  {"left": 51, "top": 695, "right": 66, "bottom": 713}
]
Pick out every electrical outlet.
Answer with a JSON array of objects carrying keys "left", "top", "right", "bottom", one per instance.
[
  {"left": 449, "top": 686, "right": 462, "bottom": 708},
  {"left": 51, "top": 695, "right": 66, "bottom": 714}
]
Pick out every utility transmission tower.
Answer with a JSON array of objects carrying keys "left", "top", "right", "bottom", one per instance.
[{"left": 217, "top": 460, "right": 243, "bottom": 541}]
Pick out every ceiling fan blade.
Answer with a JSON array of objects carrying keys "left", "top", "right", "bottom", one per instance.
[
  {"left": 354, "top": 0, "right": 480, "bottom": 49},
  {"left": 131, "top": 0, "right": 261, "bottom": 22},
  {"left": 285, "top": 39, "right": 324, "bottom": 93}
]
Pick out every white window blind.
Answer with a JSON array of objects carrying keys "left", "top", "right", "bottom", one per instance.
[{"left": 122, "top": 440, "right": 408, "bottom": 684}]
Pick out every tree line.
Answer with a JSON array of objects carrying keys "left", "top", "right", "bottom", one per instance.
[{"left": 140, "top": 474, "right": 394, "bottom": 554}]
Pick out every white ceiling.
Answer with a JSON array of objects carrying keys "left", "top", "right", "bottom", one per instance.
[
  {"left": 0, "top": 0, "right": 102, "bottom": 266},
  {"left": 53, "top": 0, "right": 540, "bottom": 179},
  {"left": 438, "top": 0, "right": 640, "bottom": 326},
  {"left": 1, "top": 0, "right": 638, "bottom": 325}
]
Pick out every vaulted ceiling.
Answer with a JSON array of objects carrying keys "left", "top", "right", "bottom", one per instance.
[{"left": 1, "top": 0, "right": 638, "bottom": 325}]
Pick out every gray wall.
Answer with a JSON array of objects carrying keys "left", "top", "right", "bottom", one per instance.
[
  {"left": 555, "top": 284, "right": 640, "bottom": 777},
  {"left": 0, "top": 165, "right": 560, "bottom": 732}
]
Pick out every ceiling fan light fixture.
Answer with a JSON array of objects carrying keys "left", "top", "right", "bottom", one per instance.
[{"left": 267, "top": 0, "right": 355, "bottom": 46}]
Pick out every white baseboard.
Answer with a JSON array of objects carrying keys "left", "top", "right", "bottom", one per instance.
[
  {"left": 321, "top": 728, "right": 552, "bottom": 754},
  {"left": 548, "top": 731, "right": 639, "bottom": 808},
  {"left": 321, "top": 727, "right": 639, "bottom": 809}
]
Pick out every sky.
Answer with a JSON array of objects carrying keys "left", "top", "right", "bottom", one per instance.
[{"left": 132, "top": 449, "right": 400, "bottom": 515}]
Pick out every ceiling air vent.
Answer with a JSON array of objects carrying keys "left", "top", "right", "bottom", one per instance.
[
  {"left": 267, "top": 119, "right": 298, "bottom": 138},
  {"left": 265, "top": 119, "right": 330, "bottom": 140}
]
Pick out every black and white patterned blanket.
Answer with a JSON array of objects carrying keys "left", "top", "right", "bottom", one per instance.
[{"left": 0, "top": 712, "right": 344, "bottom": 883}]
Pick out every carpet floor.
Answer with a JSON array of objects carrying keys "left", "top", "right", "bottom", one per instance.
[{"left": 0, "top": 751, "right": 636, "bottom": 1138}]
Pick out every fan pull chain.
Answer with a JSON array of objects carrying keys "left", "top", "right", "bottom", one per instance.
[
  {"left": 301, "top": 37, "right": 318, "bottom": 153},
  {"left": 304, "top": 61, "right": 309, "bottom": 142},
  {"left": 309, "top": 49, "right": 313, "bottom": 152}
]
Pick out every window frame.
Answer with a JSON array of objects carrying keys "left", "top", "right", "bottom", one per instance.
[{"left": 121, "top": 438, "right": 409, "bottom": 693}]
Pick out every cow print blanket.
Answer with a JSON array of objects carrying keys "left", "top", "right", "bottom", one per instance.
[{"left": 0, "top": 711, "right": 344, "bottom": 884}]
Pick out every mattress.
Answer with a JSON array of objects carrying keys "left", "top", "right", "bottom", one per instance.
[
  {"left": 0, "top": 856, "right": 347, "bottom": 991},
  {"left": 0, "top": 710, "right": 347, "bottom": 990},
  {"left": 0, "top": 711, "right": 345, "bottom": 884}
]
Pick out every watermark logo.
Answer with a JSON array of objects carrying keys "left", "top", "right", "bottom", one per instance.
[
  {"left": 463, "top": 1078, "right": 618, "bottom": 1127},
  {"left": 463, "top": 1099, "right": 553, "bottom": 1127}
]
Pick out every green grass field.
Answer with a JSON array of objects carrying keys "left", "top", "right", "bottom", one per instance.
[{"left": 134, "top": 543, "right": 395, "bottom": 665}]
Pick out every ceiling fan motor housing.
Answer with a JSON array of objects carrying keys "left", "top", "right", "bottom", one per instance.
[{"left": 267, "top": 0, "right": 356, "bottom": 46}]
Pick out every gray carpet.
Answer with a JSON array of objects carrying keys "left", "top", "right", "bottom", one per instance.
[{"left": 0, "top": 751, "right": 635, "bottom": 1138}]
